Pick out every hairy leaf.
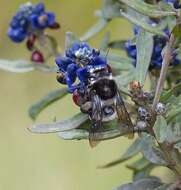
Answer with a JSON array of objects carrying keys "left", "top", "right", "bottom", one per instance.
[
  {"left": 29, "top": 88, "right": 68, "bottom": 120},
  {"left": 114, "top": 177, "right": 162, "bottom": 190},
  {"left": 0, "top": 59, "right": 57, "bottom": 73},
  {"left": 172, "top": 23, "right": 181, "bottom": 47},
  {"left": 133, "top": 164, "right": 156, "bottom": 181},
  {"left": 126, "top": 157, "right": 150, "bottom": 171},
  {"left": 0, "top": 60, "right": 34, "bottom": 73},
  {"left": 29, "top": 113, "right": 88, "bottom": 133},
  {"left": 80, "top": 19, "right": 108, "bottom": 41},
  {"left": 167, "top": 106, "right": 181, "bottom": 123},
  {"left": 120, "top": 11, "right": 166, "bottom": 36},
  {"left": 59, "top": 126, "right": 135, "bottom": 141},
  {"left": 119, "top": 0, "right": 176, "bottom": 18},
  {"left": 153, "top": 116, "right": 168, "bottom": 143},
  {"left": 102, "top": 0, "right": 123, "bottom": 19},
  {"left": 115, "top": 69, "right": 136, "bottom": 87},
  {"left": 141, "top": 136, "right": 168, "bottom": 166},
  {"left": 135, "top": 30, "right": 153, "bottom": 85},
  {"left": 101, "top": 51, "right": 133, "bottom": 71},
  {"left": 58, "top": 129, "right": 89, "bottom": 140},
  {"left": 154, "top": 184, "right": 171, "bottom": 190}
]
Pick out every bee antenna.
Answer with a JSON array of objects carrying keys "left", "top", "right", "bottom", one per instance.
[{"left": 105, "top": 48, "right": 110, "bottom": 59}]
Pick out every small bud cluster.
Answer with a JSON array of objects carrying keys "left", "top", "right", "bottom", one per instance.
[{"left": 8, "top": 2, "right": 60, "bottom": 63}]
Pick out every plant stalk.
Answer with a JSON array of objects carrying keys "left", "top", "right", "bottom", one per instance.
[{"left": 152, "top": 34, "right": 175, "bottom": 110}]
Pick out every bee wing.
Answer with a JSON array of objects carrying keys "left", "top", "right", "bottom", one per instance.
[
  {"left": 115, "top": 92, "right": 134, "bottom": 139},
  {"left": 89, "top": 136, "right": 101, "bottom": 148},
  {"left": 88, "top": 121, "right": 103, "bottom": 148},
  {"left": 88, "top": 93, "right": 103, "bottom": 148}
]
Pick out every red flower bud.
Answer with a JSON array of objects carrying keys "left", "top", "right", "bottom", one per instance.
[
  {"left": 72, "top": 90, "right": 81, "bottom": 106},
  {"left": 26, "top": 34, "right": 36, "bottom": 50},
  {"left": 31, "top": 50, "right": 44, "bottom": 64}
]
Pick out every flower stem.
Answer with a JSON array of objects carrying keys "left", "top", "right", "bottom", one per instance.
[{"left": 152, "top": 34, "right": 175, "bottom": 110}]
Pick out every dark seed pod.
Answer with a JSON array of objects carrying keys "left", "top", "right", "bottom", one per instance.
[
  {"left": 31, "top": 50, "right": 44, "bottom": 63},
  {"left": 138, "top": 107, "right": 150, "bottom": 121},
  {"left": 56, "top": 72, "right": 66, "bottom": 84},
  {"left": 26, "top": 34, "right": 36, "bottom": 50},
  {"left": 155, "top": 102, "right": 166, "bottom": 115},
  {"left": 49, "top": 22, "right": 60, "bottom": 30}
]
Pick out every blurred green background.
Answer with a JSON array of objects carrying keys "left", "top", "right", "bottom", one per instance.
[{"left": 0, "top": 0, "right": 173, "bottom": 190}]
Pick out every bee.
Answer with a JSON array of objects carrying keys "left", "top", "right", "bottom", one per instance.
[{"left": 56, "top": 42, "right": 134, "bottom": 146}]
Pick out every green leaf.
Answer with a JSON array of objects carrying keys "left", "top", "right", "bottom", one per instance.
[
  {"left": 167, "top": 105, "right": 181, "bottom": 123},
  {"left": 135, "top": 30, "right": 153, "bottom": 85},
  {"left": 120, "top": 0, "right": 176, "bottom": 18},
  {"left": 120, "top": 11, "right": 166, "bottom": 36},
  {"left": 126, "top": 157, "right": 150, "bottom": 171},
  {"left": 172, "top": 23, "right": 181, "bottom": 47},
  {"left": 101, "top": 0, "right": 124, "bottom": 19},
  {"left": 101, "top": 51, "right": 134, "bottom": 71},
  {"left": 59, "top": 125, "right": 134, "bottom": 141},
  {"left": 110, "top": 62, "right": 133, "bottom": 71},
  {"left": 154, "top": 114, "right": 181, "bottom": 143},
  {"left": 133, "top": 164, "right": 156, "bottom": 181},
  {"left": 114, "top": 177, "right": 162, "bottom": 190},
  {"left": 80, "top": 19, "right": 108, "bottom": 41},
  {"left": 153, "top": 116, "right": 168, "bottom": 143},
  {"left": 108, "top": 40, "right": 127, "bottom": 50},
  {"left": 141, "top": 135, "right": 168, "bottom": 166},
  {"left": 154, "top": 184, "right": 171, "bottom": 190},
  {"left": 99, "top": 138, "right": 143, "bottom": 168},
  {"left": 29, "top": 88, "right": 68, "bottom": 120},
  {"left": 58, "top": 129, "right": 89, "bottom": 140},
  {"left": 101, "top": 51, "right": 132, "bottom": 63},
  {"left": 0, "top": 59, "right": 57, "bottom": 73},
  {"left": 29, "top": 113, "right": 88, "bottom": 133},
  {"left": 115, "top": 69, "right": 136, "bottom": 87}
]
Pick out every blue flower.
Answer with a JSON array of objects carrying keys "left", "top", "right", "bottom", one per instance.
[
  {"left": 8, "top": 27, "right": 27, "bottom": 43},
  {"left": 30, "top": 11, "right": 56, "bottom": 30},
  {"left": 125, "top": 27, "right": 181, "bottom": 70},
  {"left": 56, "top": 42, "right": 108, "bottom": 93},
  {"left": 8, "top": 2, "right": 58, "bottom": 43}
]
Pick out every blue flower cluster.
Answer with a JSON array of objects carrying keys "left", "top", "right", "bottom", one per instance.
[
  {"left": 8, "top": 2, "right": 58, "bottom": 43},
  {"left": 125, "top": 27, "right": 180, "bottom": 70},
  {"left": 164, "top": 0, "right": 181, "bottom": 9},
  {"left": 56, "top": 42, "right": 108, "bottom": 93}
]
